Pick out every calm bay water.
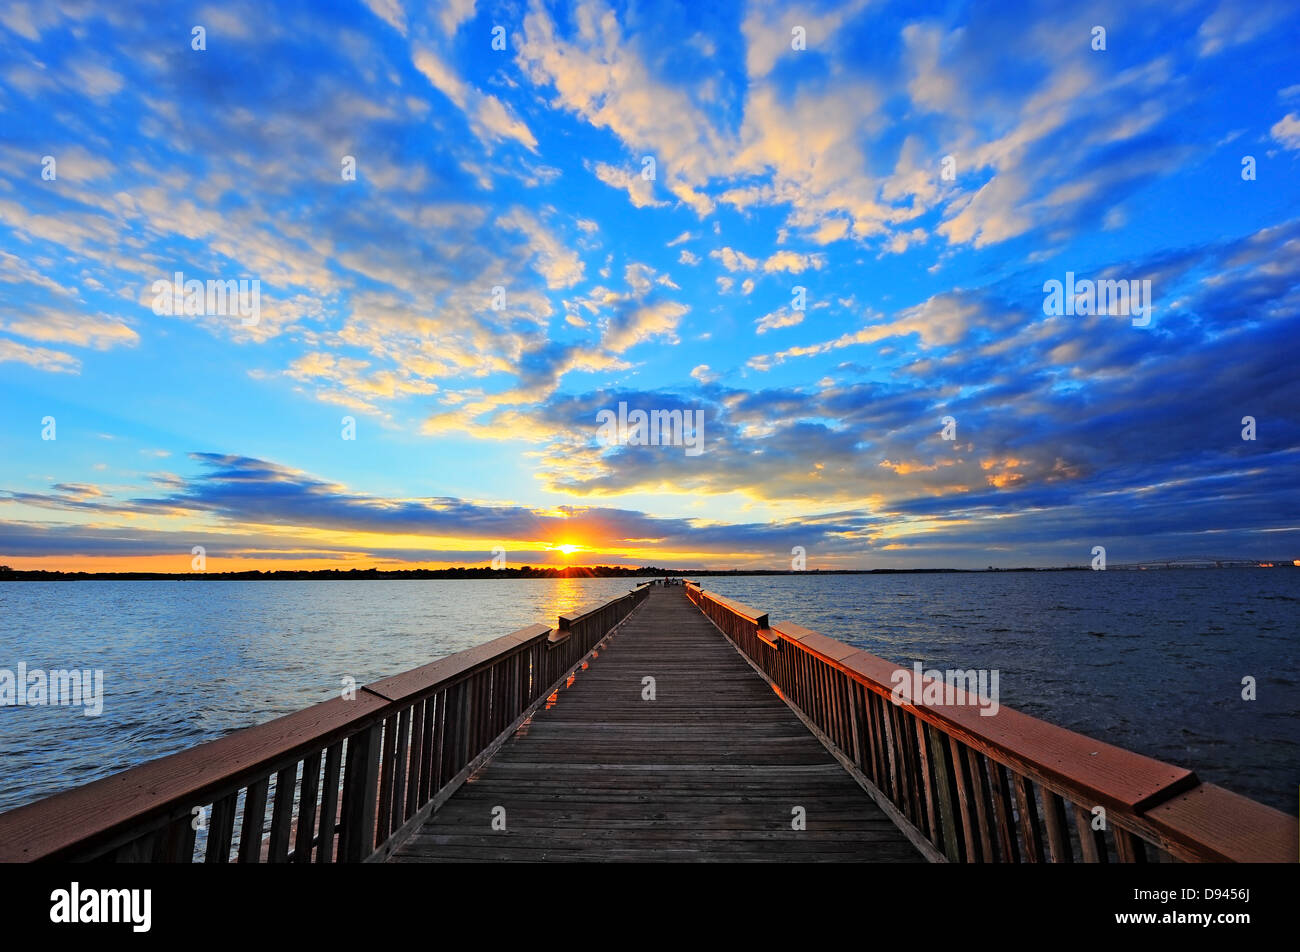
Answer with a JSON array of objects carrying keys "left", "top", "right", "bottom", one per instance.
[{"left": 0, "top": 570, "right": 1296, "bottom": 815}]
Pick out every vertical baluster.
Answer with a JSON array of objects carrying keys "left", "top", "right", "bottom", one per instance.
[
  {"left": 153, "top": 813, "right": 197, "bottom": 862},
  {"left": 206, "top": 792, "right": 237, "bottom": 863},
  {"left": 238, "top": 777, "right": 269, "bottom": 864},
  {"left": 913, "top": 717, "right": 938, "bottom": 841},
  {"left": 376, "top": 715, "right": 398, "bottom": 843},
  {"left": 831, "top": 669, "right": 849, "bottom": 751},
  {"left": 418, "top": 693, "right": 437, "bottom": 804},
  {"left": 339, "top": 724, "right": 382, "bottom": 861},
  {"left": 267, "top": 764, "right": 297, "bottom": 862},
  {"left": 391, "top": 707, "right": 411, "bottom": 831},
  {"left": 406, "top": 699, "right": 425, "bottom": 818},
  {"left": 293, "top": 752, "right": 322, "bottom": 863},
  {"left": 1072, "top": 799, "right": 1108, "bottom": 863},
  {"left": 987, "top": 760, "right": 1020, "bottom": 863},
  {"left": 925, "top": 724, "right": 961, "bottom": 862},
  {"left": 1042, "top": 789, "right": 1073, "bottom": 862},
  {"left": 890, "top": 703, "right": 915, "bottom": 823},
  {"left": 967, "top": 750, "right": 997, "bottom": 862},
  {"left": 1013, "top": 776, "right": 1046, "bottom": 863},
  {"left": 879, "top": 698, "right": 900, "bottom": 807},
  {"left": 903, "top": 709, "right": 929, "bottom": 829},
  {"left": 846, "top": 679, "right": 863, "bottom": 771},
  {"left": 1115, "top": 828, "right": 1148, "bottom": 863},
  {"left": 316, "top": 740, "right": 343, "bottom": 863},
  {"left": 430, "top": 688, "right": 447, "bottom": 798},
  {"left": 946, "top": 736, "right": 978, "bottom": 861}
]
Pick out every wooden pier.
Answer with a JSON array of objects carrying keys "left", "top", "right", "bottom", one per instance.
[
  {"left": 390, "top": 586, "right": 918, "bottom": 862},
  {"left": 0, "top": 579, "right": 1294, "bottom": 863}
]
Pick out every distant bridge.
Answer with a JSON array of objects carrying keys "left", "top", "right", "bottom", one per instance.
[{"left": 1108, "top": 557, "right": 1292, "bottom": 570}]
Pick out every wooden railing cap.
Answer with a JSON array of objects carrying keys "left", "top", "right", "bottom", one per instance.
[
  {"left": 366, "top": 625, "right": 549, "bottom": 702},
  {"left": 770, "top": 620, "right": 815, "bottom": 642},
  {"left": 1141, "top": 783, "right": 1298, "bottom": 863},
  {"left": 559, "top": 593, "right": 629, "bottom": 628},
  {"left": 701, "top": 590, "right": 768, "bottom": 626}
]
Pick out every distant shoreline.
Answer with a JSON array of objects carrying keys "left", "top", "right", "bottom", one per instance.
[{"left": 0, "top": 563, "right": 1288, "bottom": 581}]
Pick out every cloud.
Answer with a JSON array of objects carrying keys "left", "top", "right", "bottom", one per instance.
[
  {"left": 587, "top": 160, "right": 666, "bottom": 208},
  {"left": 498, "top": 207, "right": 585, "bottom": 288},
  {"left": 763, "top": 250, "right": 826, "bottom": 273},
  {"left": 2, "top": 309, "right": 138, "bottom": 351},
  {"left": 0, "top": 337, "right": 80, "bottom": 373},
  {"left": 360, "top": 0, "right": 407, "bottom": 35},
  {"left": 437, "top": 0, "right": 476, "bottom": 37},
  {"left": 755, "top": 307, "right": 803, "bottom": 334},
  {"left": 710, "top": 247, "right": 759, "bottom": 272},
  {"left": 413, "top": 47, "right": 537, "bottom": 151},
  {"left": 1196, "top": 0, "right": 1285, "bottom": 57},
  {"left": 1270, "top": 113, "right": 1300, "bottom": 151}
]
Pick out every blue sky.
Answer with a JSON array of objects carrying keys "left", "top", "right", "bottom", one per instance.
[{"left": 1, "top": 0, "right": 1298, "bottom": 570}]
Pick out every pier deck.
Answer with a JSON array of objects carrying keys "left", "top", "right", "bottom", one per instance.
[{"left": 389, "top": 586, "right": 920, "bottom": 862}]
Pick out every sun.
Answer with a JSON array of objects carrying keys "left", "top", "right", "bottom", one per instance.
[{"left": 557, "top": 544, "right": 581, "bottom": 555}]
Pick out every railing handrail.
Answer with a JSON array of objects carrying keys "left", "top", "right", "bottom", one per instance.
[
  {"left": 0, "top": 590, "right": 647, "bottom": 862},
  {"left": 684, "top": 581, "right": 1296, "bottom": 863}
]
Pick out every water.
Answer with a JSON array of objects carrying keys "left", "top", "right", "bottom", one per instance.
[{"left": 0, "top": 571, "right": 1295, "bottom": 815}]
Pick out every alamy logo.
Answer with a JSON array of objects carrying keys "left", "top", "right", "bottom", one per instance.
[
  {"left": 50, "top": 883, "right": 151, "bottom": 932},
  {"left": 595, "top": 401, "right": 704, "bottom": 456},
  {"left": 151, "top": 271, "right": 260, "bottom": 326},
  {"left": 889, "top": 662, "right": 1000, "bottom": 716},
  {"left": 0, "top": 663, "right": 104, "bottom": 716},
  {"left": 1042, "top": 272, "right": 1152, "bottom": 327}
]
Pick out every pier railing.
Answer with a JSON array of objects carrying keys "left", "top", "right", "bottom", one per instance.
[
  {"left": 0, "top": 586, "right": 649, "bottom": 863},
  {"left": 685, "top": 581, "right": 1295, "bottom": 863}
]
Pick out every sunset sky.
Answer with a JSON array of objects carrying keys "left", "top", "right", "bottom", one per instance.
[{"left": 1, "top": 0, "right": 1298, "bottom": 571}]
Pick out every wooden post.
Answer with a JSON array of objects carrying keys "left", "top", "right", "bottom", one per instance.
[{"left": 339, "top": 723, "right": 382, "bottom": 862}]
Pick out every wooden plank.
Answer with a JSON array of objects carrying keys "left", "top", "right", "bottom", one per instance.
[{"left": 389, "top": 586, "right": 921, "bottom": 864}]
